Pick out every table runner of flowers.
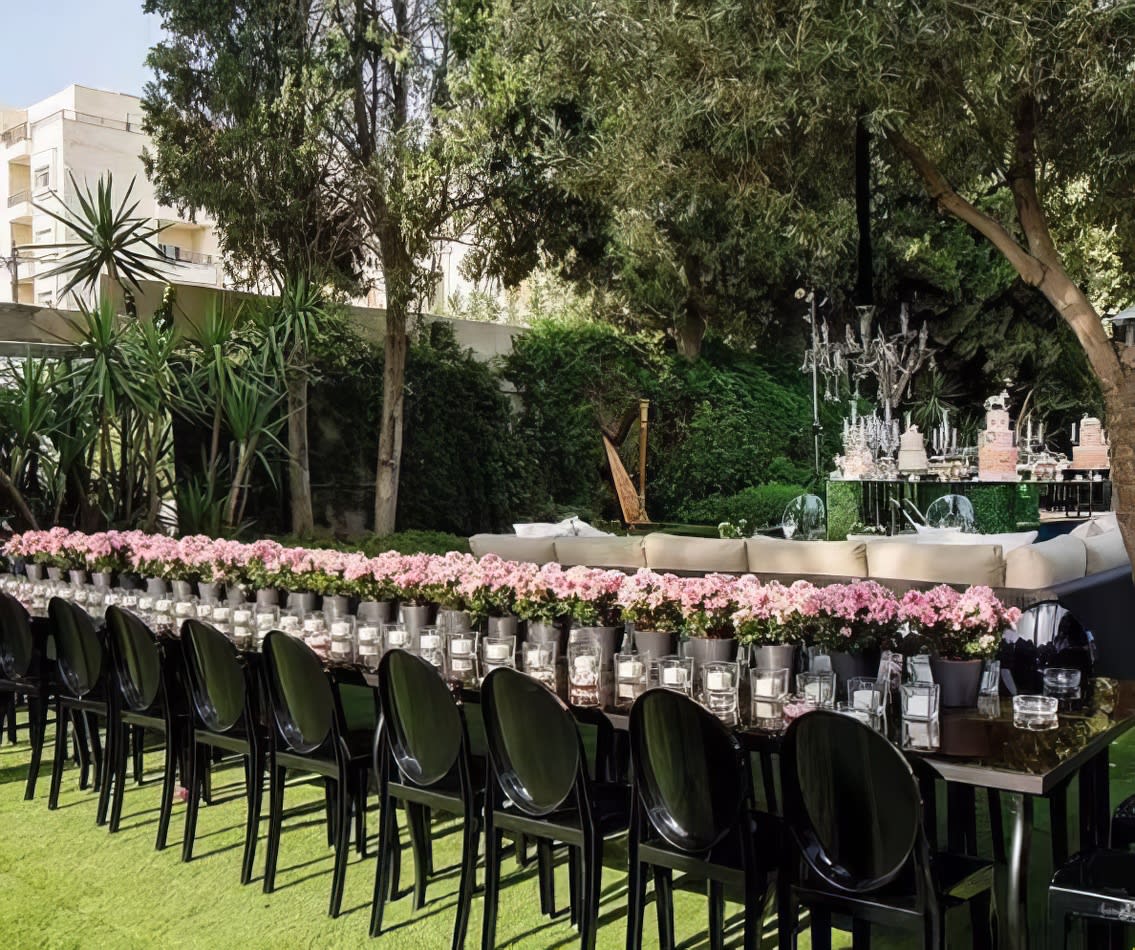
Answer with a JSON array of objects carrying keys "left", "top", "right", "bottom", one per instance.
[{"left": 3, "top": 529, "right": 1020, "bottom": 656}]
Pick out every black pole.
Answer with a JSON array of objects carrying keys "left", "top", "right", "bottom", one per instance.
[{"left": 854, "top": 111, "right": 873, "bottom": 307}]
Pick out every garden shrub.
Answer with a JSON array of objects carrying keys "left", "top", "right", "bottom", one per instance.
[{"left": 676, "top": 483, "right": 808, "bottom": 530}]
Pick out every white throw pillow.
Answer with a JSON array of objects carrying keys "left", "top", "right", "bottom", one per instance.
[
  {"left": 1070, "top": 512, "right": 1118, "bottom": 539},
  {"left": 1084, "top": 529, "right": 1130, "bottom": 574},
  {"left": 938, "top": 530, "right": 1038, "bottom": 554},
  {"left": 568, "top": 517, "right": 612, "bottom": 538},
  {"left": 913, "top": 525, "right": 963, "bottom": 540},
  {"left": 513, "top": 521, "right": 567, "bottom": 538}
]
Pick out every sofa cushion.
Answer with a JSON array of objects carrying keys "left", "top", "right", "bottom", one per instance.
[
  {"left": 866, "top": 541, "right": 1005, "bottom": 587},
  {"left": 1003, "top": 535, "right": 1087, "bottom": 589},
  {"left": 1070, "top": 512, "right": 1118, "bottom": 539},
  {"left": 554, "top": 535, "right": 646, "bottom": 570},
  {"left": 468, "top": 534, "right": 557, "bottom": 564},
  {"left": 937, "top": 530, "right": 1038, "bottom": 554},
  {"left": 1084, "top": 529, "right": 1130, "bottom": 575},
  {"left": 746, "top": 536, "right": 868, "bottom": 577},
  {"left": 644, "top": 534, "right": 748, "bottom": 573}
]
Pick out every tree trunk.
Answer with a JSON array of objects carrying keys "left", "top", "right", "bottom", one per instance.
[
  {"left": 286, "top": 372, "right": 314, "bottom": 536},
  {"left": 374, "top": 261, "right": 411, "bottom": 535},
  {"left": 854, "top": 111, "right": 873, "bottom": 307},
  {"left": 675, "top": 304, "right": 706, "bottom": 361},
  {"left": 0, "top": 470, "right": 38, "bottom": 530},
  {"left": 1104, "top": 372, "right": 1135, "bottom": 565}
]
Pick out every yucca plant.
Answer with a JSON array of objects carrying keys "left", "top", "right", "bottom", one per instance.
[
  {"left": 221, "top": 345, "right": 285, "bottom": 529},
  {"left": 33, "top": 172, "right": 169, "bottom": 307}
]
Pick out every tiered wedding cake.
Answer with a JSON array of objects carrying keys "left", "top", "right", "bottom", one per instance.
[
  {"left": 1070, "top": 417, "right": 1110, "bottom": 470},
  {"left": 978, "top": 391, "right": 1019, "bottom": 482},
  {"left": 897, "top": 425, "right": 929, "bottom": 474}
]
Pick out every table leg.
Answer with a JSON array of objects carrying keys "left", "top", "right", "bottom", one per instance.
[
  {"left": 1005, "top": 793, "right": 1033, "bottom": 950},
  {"left": 1078, "top": 747, "right": 1111, "bottom": 850}
]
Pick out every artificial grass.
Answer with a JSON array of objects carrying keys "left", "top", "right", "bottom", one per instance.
[{"left": 0, "top": 711, "right": 1131, "bottom": 949}]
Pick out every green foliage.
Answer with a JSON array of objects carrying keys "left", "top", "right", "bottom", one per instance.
[
  {"left": 825, "top": 481, "right": 863, "bottom": 542},
  {"left": 676, "top": 484, "right": 807, "bottom": 532},
  {"left": 274, "top": 530, "right": 470, "bottom": 557}
]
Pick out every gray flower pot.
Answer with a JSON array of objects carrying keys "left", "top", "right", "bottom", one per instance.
[
  {"left": 227, "top": 584, "right": 251, "bottom": 607},
  {"left": 117, "top": 573, "right": 143, "bottom": 591},
  {"left": 26, "top": 563, "right": 46, "bottom": 582},
  {"left": 324, "top": 594, "right": 351, "bottom": 617},
  {"left": 400, "top": 603, "right": 436, "bottom": 639},
  {"left": 145, "top": 577, "right": 169, "bottom": 598},
  {"left": 256, "top": 588, "right": 279, "bottom": 607},
  {"left": 197, "top": 581, "right": 223, "bottom": 604},
  {"left": 46, "top": 567, "right": 63, "bottom": 582},
  {"left": 92, "top": 572, "right": 114, "bottom": 590},
  {"left": 634, "top": 629, "right": 676, "bottom": 660},
  {"left": 172, "top": 580, "right": 194, "bottom": 600},
  {"left": 752, "top": 644, "right": 798, "bottom": 672},
  {"left": 68, "top": 569, "right": 88, "bottom": 586},
  {"left": 527, "top": 621, "right": 564, "bottom": 650},
  {"left": 487, "top": 615, "right": 521, "bottom": 638},
  {"left": 683, "top": 636, "right": 738, "bottom": 670},
  {"left": 828, "top": 649, "right": 880, "bottom": 697},
  {"left": 439, "top": 608, "right": 473, "bottom": 631},
  {"left": 358, "top": 600, "right": 394, "bottom": 624},
  {"left": 574, "top": 626, "right": 623, "bottom": 664},
  {"left": 287, "top": 591, "right": 318, "bottom": 613}
]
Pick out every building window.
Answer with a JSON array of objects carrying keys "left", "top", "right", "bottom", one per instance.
[
  {"left": 33, "top": 166, "right": 50, "bottom": 190},
  {"left": 34, "top": 227, "right": 52, "bottom": 243},
  {"left": 37, "top": 291, "right": 54, "bottom": 308}
]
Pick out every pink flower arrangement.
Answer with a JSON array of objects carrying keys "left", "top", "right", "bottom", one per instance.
[
  {"left": 511, "top": 563, "right": 626, "bottom": 626},
  {"left": 677, "top": 573, "right": 740, "bottom": 638},
  {"left": 732, "top": 578, "right": 822, "bottom": 646},
  {"left": 616, "top": 569, "right": 686, "bottom": 633},
  {"left": 811, "top": 580, "right": 901, "bottom": 654},
  {"left": 898, "top": 584, "right": 1020, "bottom": 659}
]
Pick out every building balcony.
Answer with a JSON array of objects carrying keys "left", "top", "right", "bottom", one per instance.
[
  {"left": 156, "top": 247, "right": 220, "bottom": 286},
  {"left": 1, "top": 123, "right": 30, "bottom": 159},
  {"left": 6, "top": 191, "right": 33, "bottom": 222}
]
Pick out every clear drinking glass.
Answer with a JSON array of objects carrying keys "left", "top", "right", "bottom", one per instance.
[
  {"left": 1013, "top": 694, "right": 1059, "bottom": 731},
  {"left": 658, "top": 655, "right": 695, "bottom": 695},
  {"left": 701, "top": 661, "right": 739, "bottom": 724},
  {"left": 613, "top": 652, "right": 647, "bottom": 709},
  {"left": 1042, "top": 667, "right": 1081, "bottom": 701},
  {"left": 980, "top": 658, "right": 1001, "bottom": 697},
  {"left": 796, "top": 672, "right": 836, "bottom": 708},
  {"left": 567, "top": 639, "right": 601, "bottom": 707}
]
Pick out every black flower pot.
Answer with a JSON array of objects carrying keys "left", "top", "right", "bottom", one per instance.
[
  {"left": 929, "top": 657, "right": 983, "bottom": 708},
  {"left": 828, "top": 648, "right": 881, "bottom": 698}
]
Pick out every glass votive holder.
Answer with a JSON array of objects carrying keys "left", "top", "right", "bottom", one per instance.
[
  {"left": 1012, "top": 694, "right": 1059, "bottom": 731},
  {"left": 701, "top": 661, "right": 739, "bottom": 724},
  {"left": 980, "top": 658, "right": 1001, "bottom": 697},
  {"left": 329, "top": 615, "right": 357, "bottom": 663},
  {"left": 750, "top": 667, "right": 791, "bottom": 728},
  {"left": 302, "top": 610, "right": 327, "bottom": 636},
  {"left": 658, "top": 655, "right": 695, "bottom": 695},
  {"left": 847, "top": 677, "right": 885, "bottom": 716},
  {"left": 522, "top": 641, "right": 557, "bottom": 691},
  {"left": 807, "top": 648, "right": 833, "bottom": 674},
  {"left": 357, "top": 622, "right": 382, "bottom": 670},
  {"left": 231, "top": 605, "right": 254, "bottom": 629},
  {"left": 1042, "top": 667, "right": 1081, "bottom": 701},
  {"left": 254, "top": 605, "right": 279, "bottom": 632},
  {"left": 232, "top": 625, "right": 254, "bottom": 651},
  {"left": 906, "top": 655, "right": 933, "bottom": 685},
  {"left": 418, "top": 625, "right": 444, "bottom": 657},
  {"left": 900, "top": 683, "right": 940, "bottom": 750},
  {"left": 210, "top": 604, "right": 232, "bottom": 627},
  {"left": 482, "top": 635, "right": 516, "bottom": 669},
  {"left": 154, "top": 595, "right": 174, "bottom": 619},
  {"left": 796, "top": 672, "right": 836, "bottom": 708},
  {"left": 614, "top": 652, "right": 647, "bottom": 709},
  {"left": 567, "top": 639, "right": 601, "bottom": 707},
  {"left": 382, "top": 621, "right": 411, "bottom": 653},
  {"left": 173, "top": 597, "right": 198, "bottom": 622},
  {"left": 447, "top": 630, "right": 480, "bottom": 684},
  {"left": 196, "top": 600, "right": 214, "bottom": 622},
  {"left": 277, "top": 609, "right": 303, "bottom": 635},
  {"left": 836, "top": 701, "right": 877, "bottom": 727}
]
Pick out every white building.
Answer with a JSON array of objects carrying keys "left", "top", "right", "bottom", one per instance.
[{"left": 0, "top": 84, "right": 223, "bottom": 307}]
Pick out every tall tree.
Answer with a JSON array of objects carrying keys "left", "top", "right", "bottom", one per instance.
[{"left": 144, "top": 0, "right": 471, "bottom": 533}]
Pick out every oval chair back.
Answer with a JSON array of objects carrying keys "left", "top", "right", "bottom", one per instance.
[
  {"left": 629, "top": 687, "right": 746, "bottom": 854},
  {"left": 49, "top": 596, "right": 104, "bottom": 699},
  {"left": 105, "top": 606, "right": 162, "bottom": 713},
  {"left": 782, "top": 709, "right": 921, "bottom": 893},
  {"left": 0, "top": 590, "right": 35, "bottom": 679},
  {"left": 182, "top": 619, "right": 247, "bottom": 734},
  {"left": 481, "top": 666, "right": 581, "bottom": 816},
  {"left": 262, "top": 631, "right": 335, "bottom": 755},
  {"left": 378, "top": 648, "right": 463, "bottom": 786}
]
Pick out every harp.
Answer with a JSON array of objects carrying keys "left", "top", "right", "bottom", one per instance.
[{"left": 601, "top": 399, "right": 652, "bottom": 527}]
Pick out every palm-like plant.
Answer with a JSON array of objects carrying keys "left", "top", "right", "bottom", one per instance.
[{"left": 33, "top": 172, "right": 169, "bottom": 304}]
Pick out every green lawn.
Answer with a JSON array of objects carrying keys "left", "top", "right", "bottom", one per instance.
[{"left": 0, "top": 711, "right": 1131, "bottom": 949}]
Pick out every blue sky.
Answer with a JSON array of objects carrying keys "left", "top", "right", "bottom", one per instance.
[{"left": 2, "top": 0, "right": 162, "bottom": 106}]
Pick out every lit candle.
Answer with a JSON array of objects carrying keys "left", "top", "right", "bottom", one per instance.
[
  {"left": 906, "top": 695, "right": 930, "bottom": 718},
  {"left": 662, "top": 667, "right": 687, "bottom": 687},
  {"left": 331, "top": 621, "right": 351, "bottom": 638},
  {"left": 573, "top": 655, "right": 595, "bottom": 674},
  {"left": 618, "top": 660, "right": 643, "bottom": 679},
  {"left": 754, "top": 700, "right": 779, "bottom": 719},
  {"left": 706, "top": 670, "right": 730, "bottom": 691},
  {"left": 852, "top": 689, "right": 877, "bottom": 711},
  {"left": 303, "top": 618, "right": 322, "bottom": 633},
  {"left": 485, "top": 642, "right": 511, "bottom": 661},
  {"left": 420, "top": 632, "right": 440, "bottom": 650},
  {"left": 804, "top": 682, "right": 823, "bottom": 702},
  {"left": 233, "top": 608, "right": 252, "bottom": 625},
  {"left": 387, "top": 630, "right": 407, "bottom": 646},
  {"left": 212, "top": 606, "right": 230, "bottom": 623},
  {"left": 451, "top": 637, "right": 472, "bottom": 656}
]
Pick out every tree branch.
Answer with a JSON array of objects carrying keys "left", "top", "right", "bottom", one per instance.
[{"left": 885, "top": 127, "right": 1046, "bottom": 287}]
